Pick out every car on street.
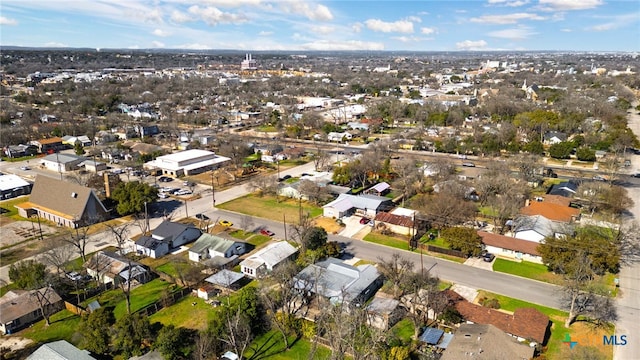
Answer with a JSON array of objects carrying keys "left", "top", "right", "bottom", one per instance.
[
  {"left": 219, "top": 220, "right": 233, "bottom": 227},
  {"left": 483, "top": 253, "right": 495, "bottom": 262},
  {"left": 175, "top": 189, "right": 192, "bottom": 196},
  {"left": 183, "top": 181, "right": 196, "bottom": 186},
  {"left": 631, "top": 173, "right": 640, "bottom": 178},
  {"left": 158, "top": 176, "right": 173, "bottom": 182},
  {"left": 592, "top": 175, "right": 606, "bottom": 181},
  {"left": 260, "top": 229, "right": 275, "bottom": 236},
  {"left": 20, "top": 166, "right": 31, "bottom": 170},
  {"left": 195, "top": 213, "right": 210, "bottom": 221},
  {"left": 462, "top": 162, "right": 476, "bottom": 167}
]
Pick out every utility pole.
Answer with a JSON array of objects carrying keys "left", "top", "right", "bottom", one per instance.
[
  {"left": 184, "top": 199, "right": 189, "bottom": 219},
  {"left": 210, "top": 171, "right": 216, "bottom": 207},
  {"left": 144, "top": 201, "right": 150, "bottom": 232},
  {"left": 283, "top": 213, "right": 287, "bottom": 241}
]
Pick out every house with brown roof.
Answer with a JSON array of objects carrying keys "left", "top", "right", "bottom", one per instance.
[
  {"left": 444, "top": 290, "right": 550, "bottom": 344},
  {"left": 0, "top": 287, "right": 63, "bottom": 335},
  {"left": 520, "top": 198, "right": 580, "bottom": 223},
  {"left": 374, "top": 211, "right": 415, "bottom": 236},
  {"left": 478, "top": 231, "right": 542, "bottom": 263},
  {"left": 441, "top": 323, "right": 534, "bottom": 360},
  {"left": 29, "top": 137, "right": 65, "bottom": 154},
  {"left": 16, "top": 176, "right": 108, "bottom": 228}
]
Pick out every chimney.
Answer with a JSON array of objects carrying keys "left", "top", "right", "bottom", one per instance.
[{"left": 104, "top": 172, "right": 111, "bottom": 198}]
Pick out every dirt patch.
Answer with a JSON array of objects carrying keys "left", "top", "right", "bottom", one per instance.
[
  {"left": 314, "top": 217, "right": 343, "bottom": 234},
  {"left": 0, "top": 221, "right": 56, "bottom": 248},
  {"left": 0, "top": 336, "right": 33, "bottom": 352}
]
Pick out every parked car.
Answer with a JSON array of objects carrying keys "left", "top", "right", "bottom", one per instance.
[
  {"left": 462, "top": 162, "right": 476, "bottom": 167},
  {"left": 158, "top": 193, "right": 169, "bottom": 199},
  {"left": 176, "top": 189, "right": 192, "bottom": 196},
  {"left": 195, "top": 213, "right": 210, "bottom": 221},
  {"left": 631, "top": 173, "right": 640, "bottom": 178},
  {"left": 66, "top": 271, "right": 82, "bottom": 281},
  {"left": 183, "top": 181, "right": 196, "bottom": 186},
  {"left": 483, "top": 253, "right": 495, "bottom": 262},
  {"left": 359, "top": 217, "right": 371, "bottom": 224},
  {"left": 592, "top": 175, "right": 606, "bottom": 181},
  {"left": 219, "top": 220, "right": 233, "bottom": 227},
  {"left": 159, "top": 176, "right": 173, "bottom": 182},
  {"left": 20, "top": 166, "right": 30, "bottom": 170},
  {"left": 260, "top": 229, "right": 275, "bottom": 236}
]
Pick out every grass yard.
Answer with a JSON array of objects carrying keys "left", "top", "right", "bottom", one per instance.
[
  {"left": 477, "top": 290, "right": 613, "bottom": 359},
  {"left": 363, "top": 232, "right": 409, "bottom": 251},
  {"left": 229, "top": 229, "right": 252, "bottom": 240},
  {"left": 390, "top": 318, "right": 414, "bottom": 342},
  {"left": 247, "top": 234, "right": 272, "bottom": 247},
  {"left": 83, "top": 278, "right": 176, "bottom": 319},
  {"left": 19, "top": 310, "right": 82, "bottom": 344},
  {"left": 149, "top": 296, "right": 220, "bottom": 331},
  {"left": 218, "top": 194, "right": 322, "bottom": 222},
  {"left": 0, "top": 196, "right": 29, "bottom": 219},
  {"left": 493, "top": 259, "right": 562, "bottom": 284},
  {"left": 313, "top": 217, "right": 343, "bottom": 234},
  {"left": 245, "top": 330, "right": 332, "bottom": 360}
]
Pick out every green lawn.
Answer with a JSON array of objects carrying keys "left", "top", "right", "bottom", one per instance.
[
  {"left": 19, "top": 310, "right": 82, "bottom": 344},
  {"left": 83, "top": 278, "right": 176, "bottom": 318},
  {"left": 493, "top": 259, "right": 562, "bottom": 284},
  {"left": 363, "top": 233, "right": 409, "bottom": 250},
  {"left": 0, "top": 196, "right": 30, "bottom": 219},
  {"left": 229, "top": 229, "right": 252, "bottom": 240},
  {"left": 390, "top": 318, "right": 414, "bottom": 342},
  {"left": 219, "top": 194, "right": 322, "bottom": 222},
  {"left": 245, "top": 330, "right": 332, "bottom": 360},
  {"left": 149, "top": 296, "right": 221, "bottom": 331},
  {"left": 156, "top": 262, "right": 180, "bottom": 278}
]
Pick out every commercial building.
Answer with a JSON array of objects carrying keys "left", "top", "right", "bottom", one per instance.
[{"left": 144, "top": 149, "right": 230, "bottom": 177}]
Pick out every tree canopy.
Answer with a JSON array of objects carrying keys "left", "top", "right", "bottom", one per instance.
[
  {"left": 8, "top": 260, "right": 47, "bottom": 289},
  {"left": 440, "top": 227, "right": 483, "bottom": 257},
  {"left": 111, "top": 181, "right": 158, "bottom": 215}
]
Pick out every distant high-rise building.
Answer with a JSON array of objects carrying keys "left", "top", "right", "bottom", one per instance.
[{"left": 241, "top": 53, "right": 257, "bottom": 70}]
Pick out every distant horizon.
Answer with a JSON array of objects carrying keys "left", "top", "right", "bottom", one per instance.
[
  {"left": 1, "top": 45, "right": 637, "bottom": 55},
  {"left": 1, "top": 1, "right": 638, "bottom": 52}
]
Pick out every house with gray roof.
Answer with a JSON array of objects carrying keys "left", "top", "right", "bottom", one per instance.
[
  {"left": 204, "top": 269, "right": 244, "bottom": 292},
  {"left": 189, "top": 233, "right": 248, "bottom": 268},
  {"left": 16, "top": 176, "right": 108, "bottom": 228},
  {"left": 511, "top": 215, "right": 574, "bottom": 243},
  {"left": 294, "top": 257, "right": 382, "bottom": 306},
  {"left": 136, "top": 220, "right": 201, "bottom": 258},
  {"left": 27, "top": 340, "right": 96, "bottom": 360},
  {"left": 240, "top": 241, "right": 298, "bottom": 278},
  {"left": 323, "top": 193, "right": 394, "bottom": 219},
  {"left": 40, "top": 153, "right": 87, "bottom": 172},
  {"left": 365, "top": 182, "right": 390, "bottom": 196},
  {"left": 84, "top": 251, "right": 149, "bottom": 286},
  {"left": 0, "top": 287, "right": 63, "bottom": 335}
]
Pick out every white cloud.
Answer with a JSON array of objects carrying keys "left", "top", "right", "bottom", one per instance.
[
  {"left": 300, "top": 40, "right": 384, "bottom": 51},
  {"left": 421, "top": 27, "right": 436, "bottom": 34},
  {"left": 406, "top": 16, "right": 421, "bottom": 23},
  {"left": 365, "top": 19, "right": 414, "bottom": 33},
  {"left": 44, "top": 42, "right": 68, "bottom": 47},
  {"left": 488, "top": 27, "right": 537, "bottom": 39},
  {"left": 456, "top": 39, "right": 488, "bottom": 50},
  {"left": 201, "top": 0, "right": 262, "bottom": 7},
  {"left": 171, "top": 10, "right": 192, "bottom": 23},
  {"left": 309, "top": 25, "right": 334, "bottom": 34},
  {"left": 589, "top": 12, "right": 640, "bottom": 31},
  {"left": 258, "top": 30, "right": 273, "bottom": 36},
  {"left": 153, "top": 28, "right": 171, "bottom": 37},
  {"left": 352, "top": 23, "right": 363, "bottom": 33},
  {"left": 280, "top": 2, "right": 333, "bottom": 21},
  {"left": 488, "top": 0, "right": 530, "bottom": 7},
  {"left": 538, "top": 0, "right": 603, "bottom": 11},
  {"left": 151, "top": 40, "right": 165, "bottom": 48},
  {"left": 470, "top": 12, "right": 545, "bottom": 24},
  {"left": 561, "top": 28, "right": 572, "bottom": 32},
  {"left": 0, "top": 16, "right": 18, "bottom": 25},
  {"left": 392, "top": 35, "right": 433, "bottom": 43},
  {"left": 188, "top": 5, "right": 248, "bottom": 25}
]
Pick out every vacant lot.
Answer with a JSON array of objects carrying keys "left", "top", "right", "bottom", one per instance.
[{"left": 218, "top": 194, "right": 322, "bottom": 222}]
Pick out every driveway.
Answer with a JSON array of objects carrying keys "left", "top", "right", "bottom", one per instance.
[
  {"left": 464, "top": 256, "right": 494, "bottom": 271},
  {"left": 338, "top": 215, "right": 370, "bottom": 238}
]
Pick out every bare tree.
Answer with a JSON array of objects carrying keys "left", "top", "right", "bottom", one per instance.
[
  {"left": 259, "top": 261, "right": 305, "bottom": 350},
  {"left": 312, "top": 146, "right": 330, "bottom": 171},
  {"left": 105, "top": 222, "right": 131, "bottom": 255},
  {"left": 377, "top": 253, "right": 415, "bottom": 299},
  {"left": 39, "top": 238, "right": 75, "bottom": 277},
  {"left": 62, "top": 225, "right": 95, "bottom": 263},
  {"left": 247, "top": 174, "right": 278, "bottom": 197},
  {"left": 220, "top": 306, "right": 253, "bottom": 359},
  {"left": 239, "top": 214, "right": 255, "bottom": 232},
  {"left": 399, "top": 271, "right": 440, "bottom": 339},
  {"left": 298, "top": 179, "right": 330, "bottom": 205}
]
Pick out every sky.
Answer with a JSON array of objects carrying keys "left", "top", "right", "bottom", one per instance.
[{"left": 0, "top": 0, "right": 638, "bottom": 52}]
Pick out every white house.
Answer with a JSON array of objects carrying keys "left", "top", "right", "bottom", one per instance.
[
  {"left": 135, "top": 221, "right": 201, "bottom": 258},
  {"left": 189, "top": 234, "right": 248, "bottom": 268},
  {"left": 240, "top": 241, "right": 298, "bottom": 278},
  {"left": 511, "top": 215, "right": 573, "bottom": 243},
  {"left": 327, "top": 132, "right": 353, "bottom": 142}
]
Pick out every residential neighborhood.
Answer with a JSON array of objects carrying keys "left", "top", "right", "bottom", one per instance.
[{"left": 0, "top": 47, "right": 639, "bottom": 360}]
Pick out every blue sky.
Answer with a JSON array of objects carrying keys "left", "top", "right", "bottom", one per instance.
[{"left": 1, "top": 0, "right": 638, "bottom": 51}]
